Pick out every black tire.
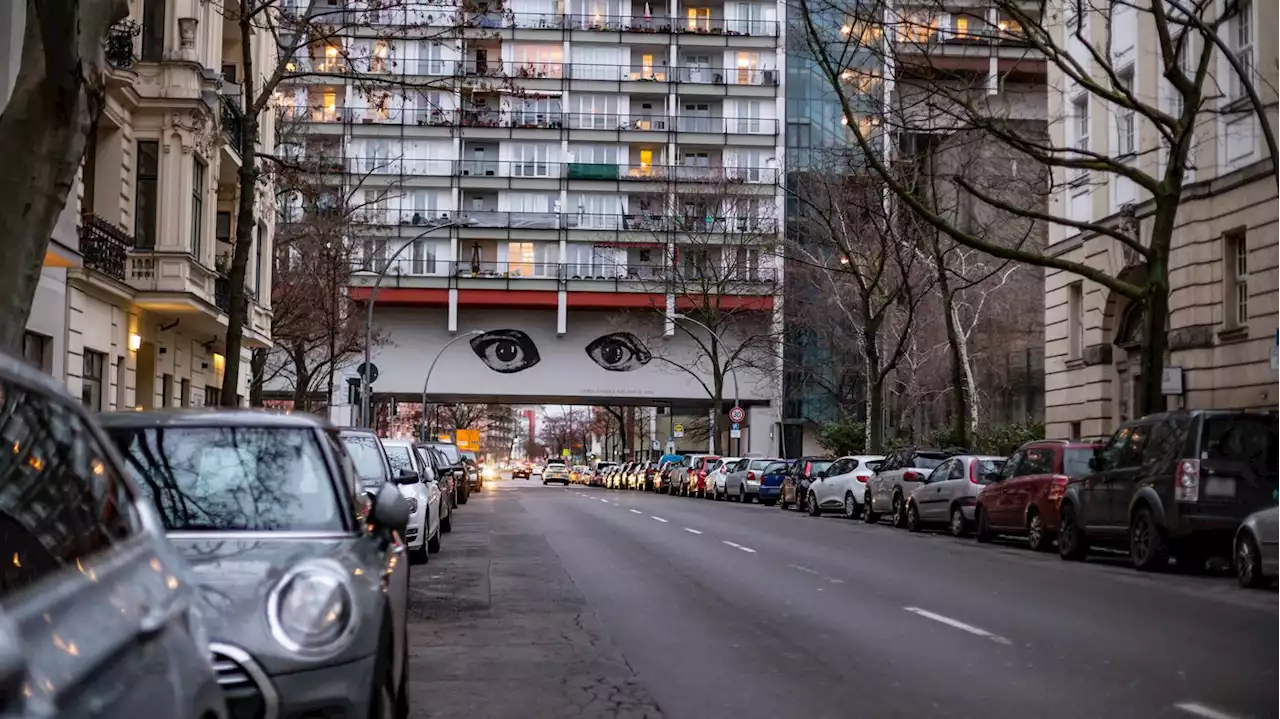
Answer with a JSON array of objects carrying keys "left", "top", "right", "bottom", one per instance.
[
  {"left": 370, "top": 623, "right": 401, "bottom": 719},
  {"left": 906, "top": 502, "right": 921, "bottom": 532},
  {"left": 780, "top": 493, "right": 791, "bottom": 510},
  {"left": 1057, "top": 503, "right": 1088, "bottom": 561},
  {"left": 762, "top": 499, "right": 777, "bottom": 507},
  {"left": 409, "top": 545, "right": 429, "bottom": 565},
  {"left": 949, "top": 506, "right": 968, "bottom": 537},
  {"left": 1236, "top": 532, "right": 1267, "bottom": 588},
  {"left": 458, "top": 486, "right": 469, "bottom": 505},
  {"left": 890, "top": 493, "right": 906, "bottom": 528},
  {"left": 975, "top": 506, "right": 992, "bottom": 543},
  {"left": 807, "top": 491, "right": 820, "bottom": 517},
  {"left": 738, "top": 485, "right": 747, "bottom": 503},
  {"left": 441, "top": 505, "right": 452, "bottom": 533},
  {"left": 1129, "top": 505, "right": 1169, "bottom": 571},
  {"left": 862, "top": 491, "right": 880, "bottom": 523},
  {"left": 428, "top": 527, "right": 441, "bottom": 554},
  {"left": 1026, "top": 510, "right": 1050, "bottom": 552},
  {"left": 842, "top": 492, "right": 859, "bottom": 520}
]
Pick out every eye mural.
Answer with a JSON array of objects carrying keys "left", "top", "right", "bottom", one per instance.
[
  {"left": 469, "top": 330, "right": 541, "bottom": 374},
  {"left": 585, "top": 332, "right": 653, "bottom": 372}
]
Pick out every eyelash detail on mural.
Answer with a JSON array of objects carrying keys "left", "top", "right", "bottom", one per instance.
[
  {"left": 470, "top": 330, "right": 541, "bottom": 373},
  {"left": 584, "top": 332, "right": 653, "bottom": 372}
]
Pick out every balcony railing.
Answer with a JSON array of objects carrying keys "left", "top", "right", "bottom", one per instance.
[
  {"left": 675, "top": 65, "right": 779, "bottom": 85},
  {"left": 458, "top": 159, "right": 562, "bottom": 179},
  {"left": 461, "top": 11, "right": 778, "bottom": 35},
  {"left": 565, "top": 213, "right": 779, "bottom": 233},
  {"left": 568, "top": 163, "right": 779, "bottom": 183},
  {"left": 220, "top": 97, "right": 244, "bottom": 153},
  {"left": 289, "top": 101, "right": 782, "bottom": 127},
  {"left": 214, "top": 276, "right": 231, "bottom": 313},
  {"left": 347, "top": 208, "right": 779, "bottom": 231},
  {"left": 79, "top": 214, "right": 134, "bottom": 281},
  {"left": 355, "top": 258, "right": 778, "bottom": 285}
]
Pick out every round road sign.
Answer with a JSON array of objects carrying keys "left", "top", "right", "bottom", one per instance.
[{"left": 729, "top": 406, "right": 745, "bottom": 423}]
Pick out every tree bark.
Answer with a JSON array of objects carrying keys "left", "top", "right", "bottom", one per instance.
[
  {"left": 0, "top": 0, "right": 128, "bottom": 351},
  {"left": 863, "top": 323, "right": 884, "bottom": 450},
  {"left": 1137, "top": 203, "right": 1175, "bottom": 416},
  {"left": 249, "top": 347, "right": 266, "bottom": 406}
]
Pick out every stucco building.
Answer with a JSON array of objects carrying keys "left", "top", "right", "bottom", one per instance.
[{"left": 1043, "top": 0, "right": 1278, "bottom": 439}]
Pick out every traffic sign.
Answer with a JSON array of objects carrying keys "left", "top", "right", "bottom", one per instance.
[
  {"left": 729, "top": 406, "right": 745, "bottom": 423},
  {"left": 561, "top": 448, "right": 571, "bottom": 457},
  {"left": 729, "top": 423, "right": 741, "bottom": 439},
  {"left": 356, "top": 362, "right": 379, "bottom": 384},
  {"left": 673, "top": 423, "right": 684, "bottom": 438}
]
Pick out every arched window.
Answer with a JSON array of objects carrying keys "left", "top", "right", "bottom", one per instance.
[{"left": 1114, "top": 301, "right": 1144, "bottom": 347}]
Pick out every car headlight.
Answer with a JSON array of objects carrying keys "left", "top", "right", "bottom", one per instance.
[
  {"left": 406, "top": 496, "right": 419, "bottom": 513},
  {"left": 267, "top": 563, "right": 357, "bottom": 655}
]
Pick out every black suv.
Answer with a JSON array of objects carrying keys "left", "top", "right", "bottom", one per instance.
[{"left": 1057, "top": 410, "right": 1278, "bottom": 571}]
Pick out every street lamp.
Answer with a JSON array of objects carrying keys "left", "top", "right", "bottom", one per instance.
[
  {"left": 357, "top": 217, "right": 475, "bottom": 427},
  {"left": 669, "top": 312, "right": 742, "bottom": 455},
  {"left": 419, "top": 329, "right": 485, "bottom": 441}
]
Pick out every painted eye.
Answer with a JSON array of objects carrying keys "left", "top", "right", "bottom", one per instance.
[
  {"left": 585, "top": 332, "right": 652, "bottom": 372},
  {"left": 470, "top": 330, "right": 540, "bottom": 373}
]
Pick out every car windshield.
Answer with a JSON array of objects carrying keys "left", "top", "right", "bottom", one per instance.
[
  {"left": 385, "top": 445, "right": 415, "bottom": 474},
  {"left": 1063, "top": 448, "right": 1095, "bottom": 477},
  {"left": 341, "top": 433, "right": 389, "bottom": 485},
  {"left": 108, "top": 426, "right": 344, "bottom": 532}
]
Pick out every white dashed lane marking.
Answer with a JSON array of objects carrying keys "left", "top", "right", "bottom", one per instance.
[
  {"left": 722, "top": 541, "right": 757, "bottom": 554},
  {"left": 629, "top": 509, "right": 643, "bottom": 514},
  {"left": 903, "top": 607, "right": 1012, "bottom": 645},
  {"left": 683, "top": 528, "right": 703, "bottom": 534},
  {"left": 651, "top": 516, "right": 669, "bottom": 523},
  {"left": 1174, "top": 702, "right": 1245, "bottom": 719}
]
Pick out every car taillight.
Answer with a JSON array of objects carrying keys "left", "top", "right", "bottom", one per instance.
[
  {"left": 856, "top": 474, "right": 868, "bottom": 483},
  {"left": 1047, "top": 475, "right": 1069, "bottom": 502},
  {"left": 969, "top": 461, "right": 980, "bottom": 484},
  {"left": 1175, "top": 459, "right": 1200, "bottom": 502},
  {"left": 903, "top": 470, "right": 921, "bottom": 482},
  {"left": 804, "top": 462, "right": 812, "bottom": 477},
  {"left": 747, "top": 471, "right": 756, "bottom": 482}
]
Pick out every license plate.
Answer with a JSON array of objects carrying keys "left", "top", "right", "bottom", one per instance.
[{"left": 1204, "top": 476, "right": 1236, "bottom": 497}]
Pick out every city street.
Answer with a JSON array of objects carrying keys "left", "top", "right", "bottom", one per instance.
[{"left": 406, "top": 478, "right": 1278, "bottom": 719}]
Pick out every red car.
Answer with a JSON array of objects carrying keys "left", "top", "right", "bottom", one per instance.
[{"left": 975, "top": 440, "right": 1103, "bottom": 551}]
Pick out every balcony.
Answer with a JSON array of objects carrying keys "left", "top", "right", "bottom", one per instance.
[
  {"left": 675, "top": 65, "right": 778, "bottom": 85},
  {"left": 567, "top": 163, "right": 779, "bottom": 183},
  {"left": 79, "top": 214, "right": 133, "bottom": 282},
  {"left": 220, "top": 96, "right": 244, "bottom": 154},
  {"left": 461, "top": 10, "right": 778, "bottom": 35},
  {"left": 565, "top": 213, "right": 779, "bottom": 233},
  {"left": 357, "top": 258, "right": 776, "bottom": 286}
]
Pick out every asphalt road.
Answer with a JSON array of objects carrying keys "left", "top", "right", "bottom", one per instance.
[{"left": 407, "top": 476, "right": 1278, "bottom": 719}]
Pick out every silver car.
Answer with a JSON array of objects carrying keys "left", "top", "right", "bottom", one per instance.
[
  {"left": 0, "top": 357, "right": 225, "bottom": 719},
  {"left": 102, "top": 411, "right": 414, "bottom": 718},
  {"left": 1235, "top": 505, "right": 1279, "bottom": 589},
  {"left": 905, "top": 455, "right": 1007, "bottom": 536},
  {"left": 383, "top": 438, "right": 445, "bottom": 564},
  {"left": 724, "top": 457, "right": 782, "bottom": 503},
  {"left": 864, "top": 447, "right": 956, "bottom": 527}
]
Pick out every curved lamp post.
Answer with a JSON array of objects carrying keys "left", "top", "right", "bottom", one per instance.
[
  {"left": 419, "top": 329, "right": 485, "bottom": 441},
  {"left": 670, "top": 312, "right": 741, "bottom": 454},
  {"left": 357, "top": 218, "right": 473, "bottom": 427}
]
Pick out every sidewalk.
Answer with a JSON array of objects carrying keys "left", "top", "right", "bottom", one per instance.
[{"left": 405, "top": 486, "right": 664, "bottom": 719}]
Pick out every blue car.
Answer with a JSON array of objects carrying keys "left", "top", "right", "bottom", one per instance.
[{"left": 757, "top": 459, "right": 794, "bottom": 505}]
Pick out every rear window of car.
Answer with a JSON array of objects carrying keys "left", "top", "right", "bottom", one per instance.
[
  {"left": 805, "top": 460, "right": 833, "bottom": 477},
  {"left": 912, "top": 454, "right": 948, "bottom": 470},
  {"left": 1063, "top": 447, "right": 1095, "bottom": 477},
  {"left": 341, "top": 432, "right": 390, "bottom": 485},
  {"left": 429, "top": 443, "right": 461, "bottom": 464},
  {"left": 764, "top": 461, "right": 789, "bottom": 474},
  {"left": 749, "top": 459, "right": 772, "bottom": 470},
  {"left": 976, "top": 459, "right": 1004, "bottom": 476},
  {"left": 385, "top": 445, "right": 416, "bottom": 474},
  {"left": 1201, "top": 415, "right": 1279, "bottom": 472},
  {"left": 110, "top": 427, "right": 345, "bottom": 532}
]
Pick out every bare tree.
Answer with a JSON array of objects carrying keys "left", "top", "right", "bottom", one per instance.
[
  {"left": 0, "top": 0, "right": 129, "bottom": 349},
  {"left": 798, "top": 0, "right": 1277, "bottom": 416}
]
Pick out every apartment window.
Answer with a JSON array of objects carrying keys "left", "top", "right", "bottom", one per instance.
[
  {"left": 1115, "top": 66, "right": 1135, "bottom": 157},
  {"left": 141, "top": 0, "right": 166, "bottom": 62},
  {"left": 740, "top": 100, "right": 762, "bottom": 133},
  {"left": 1224, "top": 230, "right": 1249, "bottom": 328},
  {"left": 115, "top": 356, "right": 127, "bottom": 410},
  {"left": 180, "top": 378, "right": 191, "bottom": 407},
  {"left": 82, "top": 351, "right": 106, "bottom": 410},
  {"left": 22, "top": 332, "right": 48, "bottom": 371},
  {"left": 1069, "top": 421, "right": 1082, "bottom": 440},
  {"left": 135, "top": 140, "right": 160, "bottom": 249},
  {"left": 255, "top": 221, "right": 266, "bottom": 295},
  {"left": 686, "top": 7, "right": 710, "bottom": 31},
  {"left": 735, "top": 52, "right": 761, "bottom": 84},
  {"left": 162, "top": 374, "right": 174, "bottom": 407},
  {"left": 1070, "top": 94, "right": 1089, "bottom": 181},
  {"left": 1230, "top": 0, "right": 1253, "bottom": 102},
  {"left": 418, "top": 41, "right": 444, "bottom": 74},
  {"left": 1067, "top": 281, "right": 1084, "bottom": 359},
  {"left": 954, "top": 15, "right": 969, "bottom": 38},
  {"left": 205, "top": 385, "right": 222, "bottom": 407},
  {"left": 191, "top": 157, "right": 206, "bottom": 259},
  {"left": 216, "top": 211, "right": 232, "bottom": 242},
  {"left": 371, "top": 40, "right": 390, "bottom": 72},
  {"left": 512, "top": 144, "right": 554, "bottom": 178},
  {"left": 411, "top": 241, "right": 438, "bottom": 274}
]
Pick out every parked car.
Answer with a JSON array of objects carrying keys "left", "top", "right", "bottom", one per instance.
[
  {"left": 756, "top": 459, "right": 794, "bottom": 505},
  {"left": 708, "top": 457, "right": 741, "bottom": 500},
  {"left": 973, "top": 440, "right": 1101, "bottom": 550},
  {"left": 0, "top": 356, "right": 227, "bottom": 719},
  {"left": 905, "top": 455, "right": 1006, "bottom": 535},
  {"left": 104, "top": 410, "right": 414, "bottom": 718},
  {"left": 592, "top": 460, "right": 617, "bottom": 487},
  {"left": 383, "top": 438, "right": 444, "bottom": 563},
  {"left": 806, "top": 455, "right": 885, "bottom": 518},
  {"left": 460, "top": 450, "right": 483, "bottom": 492},
  {"left": 725, "top": 457, "right": 785, "bottom": 504},
  {"left": 657, "top": 458, "right": 681, "bottom": 493},
  {"left": 1057, "top": 410, "right": 1279, "bottom": 571},
  {"left": 780, "top": 457, "right": 836, "bottom": 512},
  {"left": 638, "top": 461, "right": 661, "bottom": 491},
  {"left": 864, "top": 447, "right": 957, "bottom": 527},
  {"left": 512, "top": 460, "right": 533, "bottom": 479},
  {"left": 415, "top": 443, "right": 457, "bottom": 527},
  {"left": 423, "top": 441, "right": 470, "bottom": 504},
  {"left": 683, "top": 455, "right": 722, "bottom": 497},
  {"left": 1235, "top": 506, "right": 1279, "bottom": 588},
  {"left": 543, "top": 459, "right": 571, "bottom": 485}
]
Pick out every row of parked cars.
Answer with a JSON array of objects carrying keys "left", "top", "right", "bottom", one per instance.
[
  {"left": 598, "top": 410, "right": 1279, "bottom": 589},
  {"left": 0, "top": 354, "right": 487, "bottom": 718}
]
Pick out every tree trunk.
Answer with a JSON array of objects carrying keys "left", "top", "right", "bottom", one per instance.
[
  {"left": 249, "top": 348, "right": 266, "bottom": 407},
  {"left": 0, "top": 0, "right": 128, "bottom": 351},
  {"left": 863, "top": 323, "right": 884, "bottom": 451},
  {"left": 932, "top": 238, "right": 972, "bottom": 449},
  {"left": 220, "top": 3, "right": 259, "bottom": 406},
  {"left": 1138, "top": 204, "right": 1175, "bottom": 416}
]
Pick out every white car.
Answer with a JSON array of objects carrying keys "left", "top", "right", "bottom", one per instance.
[
  {"left": 543, "top": 459, "right": 571, "bottom": 485},
  {"left": 806, "top": 455, "right": 885, "bottom": 518},
  {"left": 382, "top": 438, "right": 443, "bottom": 563},
  {"left": 708, "top": 457, "right": 743, "bottom": 500}
]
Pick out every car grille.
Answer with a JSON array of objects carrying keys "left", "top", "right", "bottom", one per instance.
[
  {"left": 212, "top": 647, "right": 275, "bottom": 719},
  {"left": 405, "top": 527, "right": 420, "bottom": 543}
]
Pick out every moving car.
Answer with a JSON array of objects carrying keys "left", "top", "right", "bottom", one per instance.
[
  {"left": 383, "top": 438, "right": 444, "bottom": 563},
  {"left": 0, "top": 355, "right": 226, "bottom": 719},
  {"left": 103, "top": 410, "right": 414, "bottom": 719},
  {"left": 1057, "top": 410, "right": 1278, "bottom": 571},
  {"left": 864, "top": 447, "right": 956, "bottom": 527},
  {"left": 512, "top": 460, "right": 533, "bottom": 479},
  {"left": 804, "top": 455, "right": 884, "bottom": 518},
  {"left": 905, "top": 455, "right": 1005, "bottom": 535},
  {"left": 543, "top": 459, "right": 571, "bottom": 485},
  {"left": 423, "top": 441, "right": 470, "bottom": 505},
  {"left": 1235, "top": 506, "right": 1278, "bottom": 588},
  {"left": 780, "top": 457, "right": 835, "bottom": 512},
  {"left": 756, "top": 459, "right": 793, "bottom": 506},
  {"left": 973, "top": 440, "right": 1101, "bottom": 550}
]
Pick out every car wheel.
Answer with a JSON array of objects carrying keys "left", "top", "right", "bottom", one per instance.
[
  {"left": 975, "top": 506, "right": 992, "bottom": 543},
  {"left": 906, "top": 502, "right": 921, "bottom": 532},
  {"left": 890, "top": 493, "right": 906, "bottom": 528},
  {"left": 370, "top": 636, "right": 399, "bottom": 719},
  {"left": 409, "top": 545, "right": 429, "bottom": 565},
  {"left": 458, "top": 488, "right": 469, "bottom": 506},
  {"left": 441, "top": 505, "right": 452, "bottom": 533},
  {"left": 1057, "top": 503, "right": 1088, "bottom": 561},
  {"left": 428, "top": 527, "right": 442, "bottom": 554},
  {"left": 1236, "top": 532, "right": 1266, "bottom": 588},
  {"left": 862, "top": 491, "right": 879, "bottom": 523},
  {"left": 950, "top": 506, "right": 968, "bottom": 537},
  {"left": 780, "top": 494, "right": 791, "bottom": 511},
  {"left": 807, "top": 491, "right": 820, "bottom": 517},
  {"left": 763, "top": 498, "right": 777, "bottom": 507},
  {"left": 1026, "top": 511, "right": 1049, "bottom": 552},
  {"left": 738, "top": 485, "right": 747, "bottom": 503},
  {"left": 1129, "top": 505, "right": 1169, "bottom": 572},
  {"left": 842, "top": 492, "right": 858, "bottom": 520}
]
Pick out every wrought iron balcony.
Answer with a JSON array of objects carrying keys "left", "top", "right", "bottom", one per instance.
[
  {"left": 221, "top": 97, "right": 244, "bottom": 154},
  {"left": 79, "top": 214, "right": 134, "bottom": 281}
]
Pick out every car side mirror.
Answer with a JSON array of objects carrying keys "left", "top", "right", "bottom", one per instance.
[
  {"left": 395, "top": 468, "right": 420, "bottom": 484},
  {"left": 371, "top": 482, "right": 410, "bottom": 535}
]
